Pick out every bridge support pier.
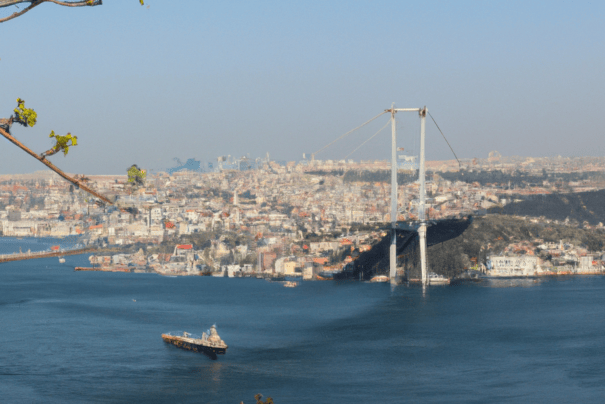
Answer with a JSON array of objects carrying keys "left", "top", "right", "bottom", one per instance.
[
  {"left": 390, "top": 230, "right": 397, "bottom": 281},
  {"left": 419, "top": 224, "right": 428, "bottom": 285}
]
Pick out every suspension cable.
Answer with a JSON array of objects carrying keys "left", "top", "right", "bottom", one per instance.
[
  {"left": 313, "top": 111, "right": 387, "bottom": 158},
  {"left": 344, "top": 119, "right": 391, "bottom": 159},
  {"left": 428, "top": 111, "right": 461, "bottom": 167}
]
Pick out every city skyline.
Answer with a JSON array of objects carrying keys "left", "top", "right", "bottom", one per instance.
[{"left": 1, "top": 1, "right": 604, "bottom": 175}]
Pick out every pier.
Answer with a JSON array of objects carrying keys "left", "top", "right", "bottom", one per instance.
[{"left": 0, "top": 247, "right": 96, "bottom": 264}]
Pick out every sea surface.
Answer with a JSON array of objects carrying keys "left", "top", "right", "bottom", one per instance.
[{"left": 1, "top": 238, "right": 605, "bottom": 403}]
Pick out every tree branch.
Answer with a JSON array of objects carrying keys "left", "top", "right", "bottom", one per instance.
[
  {"left": 45, "top": 0, "right": 101, "bottom": 7},
  {"left": 0, "top": 1, "right": 41, "bottom": 23},
  {"left": 0, "top": 0, "right": 33, "bottom": 6},
  {"left": 0, "top": 126, "right": 113, "bottom": 205},
  {"left": 0, "top": 0, "right": 101, "bottom": 23}
]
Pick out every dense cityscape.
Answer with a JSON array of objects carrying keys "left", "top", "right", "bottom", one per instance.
[
  {"left": 4, "top": 1, "right": 605, "bottom": 402},
  {"left": 2, "top": 153, "right": 605, "bottom": 280}
]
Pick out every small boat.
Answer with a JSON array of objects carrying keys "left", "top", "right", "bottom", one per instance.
[
  {"left": 162, "top": 325, "right": 228, "bottom": 360},
  {"left": 317, "top": 270, "right": 337, "bottom": 280},
  {"left": 283, "top": 281, "right": 298, "bottom": 288},
  {"left": 369, "top": 275, "right": 389, "bottom": 283},
  {"left": 58, "top": 257, "right": 65, "bottom": 263},
  {"left": 428, "top": 272, "right": 450, "bottom": 285}
]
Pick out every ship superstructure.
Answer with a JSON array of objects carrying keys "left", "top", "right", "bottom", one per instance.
[{"left": 162, "top": 325, "right": 228, "bottom": 359}]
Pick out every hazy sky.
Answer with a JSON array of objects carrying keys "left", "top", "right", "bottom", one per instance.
[{"left": 1, "top": 0, "right": 604, "bottom": 174}]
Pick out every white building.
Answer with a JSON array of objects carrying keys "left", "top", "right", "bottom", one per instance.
[
  {"left": 487, "top": 256, "right": 539, "bottom": 277},
  {"left": 578, "top": 256, "right": 602, "bottom": 273},
  {"left": 150, "top": 207, "right": 163, "bottom": 222}
]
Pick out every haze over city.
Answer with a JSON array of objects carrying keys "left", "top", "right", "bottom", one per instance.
[{"left": 1, "top": 0, "right": 604, "bottom": 175}]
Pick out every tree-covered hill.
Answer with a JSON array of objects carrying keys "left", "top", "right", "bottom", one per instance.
[
  {"left": 488, "top": 190, "right": 605, "bottom": 225},
  {"left": 307, "top": 169, "right": 418, "bottom": 184},
  {"left": 353, "top": 215, "right": 605, "bottom": 279},
  {"left": 439, "top": 169, "right": 605, "bottom": 187},
  {"left": 425, "top": 215, "right": 605, "bottom": 278},
  {"left": 308, "top": 168, "right": 605, "bottom": 187}
]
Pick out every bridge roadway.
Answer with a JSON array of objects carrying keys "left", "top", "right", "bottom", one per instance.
[{"left": 0, "top": 247, "right": 97, "bottom": 264}]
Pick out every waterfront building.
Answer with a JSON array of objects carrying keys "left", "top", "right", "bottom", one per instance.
[{"left": 487, "top": 256, "right": 539, "bottom": 277}]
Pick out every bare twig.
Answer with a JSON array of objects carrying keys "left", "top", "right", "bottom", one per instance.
[
  {"left": 0, "top": 1, "right": 39, "bottom": 23},
  {"left": 0, "top": 0, "right": 101, "bottom": 24},
  {"left": 45, "top": 0, "right": 102, "bottom": 7},
  {"left": 0, "top": 126, "right": 113, "bottom": 204}
]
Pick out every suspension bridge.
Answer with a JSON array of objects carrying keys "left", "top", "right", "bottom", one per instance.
[{"left": 310, "top": 104, "right": 467, "bottom": 285}]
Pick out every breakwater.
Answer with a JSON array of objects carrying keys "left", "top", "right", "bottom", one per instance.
[
  {"left": 0, "top": 247, "right": 96, "bottom": 263},
  {"left": 74, "top": 266, "right": 130, "bottom": 273}
]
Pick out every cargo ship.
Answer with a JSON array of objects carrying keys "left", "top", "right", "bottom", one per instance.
[{"left": 161, "top": 325, "right": 228, "bottom": 360}]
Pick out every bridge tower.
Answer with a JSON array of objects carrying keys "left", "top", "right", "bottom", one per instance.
[{"left": 388, "top": 105, "right": 428, "bottom": 285}]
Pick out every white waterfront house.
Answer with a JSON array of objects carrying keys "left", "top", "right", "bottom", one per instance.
[
  {"left": 487, "top": 256, "right": 539, "bottom": 277},
  {"left": 578, "top": 256, "right": 603, "bottom": 273}
]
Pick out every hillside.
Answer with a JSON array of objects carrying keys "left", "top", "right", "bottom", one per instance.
[
  {"left": 307, "top": 169, "right": 605, "bottom": 187},
  {"left": 424, "top": 215, "right": 605, "bottom": 278},
  {"left": 439, "top": 169, "right": 605, "bottom": 187},
  {"left": 487, "top": 190, "right": 605, "bottom": 225},
  {"left": 353, "top": 215, "right": 605, "bottom": 280}
]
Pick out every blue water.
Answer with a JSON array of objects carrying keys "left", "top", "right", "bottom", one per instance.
[
  {"left": 0, "top": 236, "right": 78, "bottom": 255},
  {"left": 1, "top": 238, "right": 605, "bottom": 403}
]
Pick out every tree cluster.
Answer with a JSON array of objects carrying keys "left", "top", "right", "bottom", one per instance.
[
  {"left": 439, "top": 169, "right": 605, "bottom": 187},
  {"left": 351, "top": 215, "right": 605, "bottom": 279},
  {"left": 307, "top": 169, "right": 418, "bottom": 184},
  {"left": 488, "top": 190, "right": 605, "bottom": 225}
]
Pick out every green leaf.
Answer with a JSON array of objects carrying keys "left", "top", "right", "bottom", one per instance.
[
  {"left": 13, "top": 98, "right": 37, "bottom": 127},
  {"left": 47, "top": 131, "right": 78, "bottom": 157}
]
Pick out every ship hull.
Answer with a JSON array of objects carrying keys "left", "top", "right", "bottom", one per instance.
[
  {"left": 161, "top": 334, "right": 226, "bottom": 360},
  {"left": 317, "top": 271, "right": 336, "bottom": 280}
]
